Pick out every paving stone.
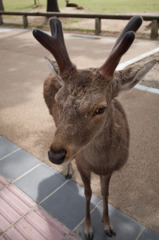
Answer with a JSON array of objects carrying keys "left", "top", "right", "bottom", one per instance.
[
  {"left": 41, "top": 180, "right": 101, "bottom": 231},
  {"left": 75, "top": 202, "right": 144, "bottom": 240},
  {"left": 14, "top": 163, "right": 66, "bottom": 202},
  {"left": 0, "top": 175, "right": 9, "bottom": 190},
  {"left": 139, "top": 228, "right": 159, "bottom": 240},
  {"left": 0, "top": 137, "right": 158, "bottom": 240},
  {"left": 0, "top": 184, "right": 35, "bottom": 234},
  {"left": 0, "top": 149, "right": 40, "bottom": 181},
  {"left": 1, "top": 206, "right": 79, "bottom": 240},
  {"left": 0, "top": 137, "right": 19, "bottom": 159}
]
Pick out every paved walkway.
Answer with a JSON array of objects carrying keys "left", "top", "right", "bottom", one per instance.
[{"left": 0, "top": 136, "right": 159, "bottom": 240}]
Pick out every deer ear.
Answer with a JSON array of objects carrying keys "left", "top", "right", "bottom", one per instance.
[
  {"left": 44, "top": 57, "right": 63, "bottom": 84},
  {"left": 112, "top": 60, "right": 156, "bottom": 96}
]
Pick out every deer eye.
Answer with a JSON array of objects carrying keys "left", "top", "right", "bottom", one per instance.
[{"left": 93, "top": 107, "right": 106, "bottom": 117}]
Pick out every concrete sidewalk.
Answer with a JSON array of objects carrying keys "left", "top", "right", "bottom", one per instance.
[
  {"left": 0, "top": 27, "right": 159, "bottom": 237},
  {"left": 0, "top": 136, "right": 159, "bottom": 240}
]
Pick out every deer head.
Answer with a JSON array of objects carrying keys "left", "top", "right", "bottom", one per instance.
[{"left": 33, "top": 17, "right": 156, "bottom": 165}]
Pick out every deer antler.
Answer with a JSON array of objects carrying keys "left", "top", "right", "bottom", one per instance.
[
  {"left": 33, "top": 18, "right": 74, "bottom": 77},
  {"left": 98, "top": 16, "right": 143, "bottom": 78}
]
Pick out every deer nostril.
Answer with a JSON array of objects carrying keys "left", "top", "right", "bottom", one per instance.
[{"left": 48, "top": 148, "right": 66, "bottom": 165}]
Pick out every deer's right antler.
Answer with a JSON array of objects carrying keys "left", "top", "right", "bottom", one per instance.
[
  {"left": 112, "top": 16, "right": 143, "bottom": 51},
  {"left": 98, "top": 16, "right": 143, "bottom": 79},
  {"left": 33, "top": 18, "right": 74, "bottom": 77}
]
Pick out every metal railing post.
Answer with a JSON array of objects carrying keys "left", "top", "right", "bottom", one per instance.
[
  {"left": 95, "top": 17, "right": 101, "bottom": 35},
  {"left": 23, "top": 15, "right": 28, "bottom": 28},
  {"left": 0, "top": 15, "right": 3, "bottom": 25},
  {"left": 151, "top": 20, "right": 158, "bottom": 39}
]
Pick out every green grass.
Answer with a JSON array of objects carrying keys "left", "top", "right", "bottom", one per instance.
[
  {"left": 3, "top": 0, "right": 159, "bottom": 13},
  {"left": 72, "top": 0, "right": 159, "bottom": 13},
  {"left": 3, "top": 0, "right": 64, "bottom": 11}
]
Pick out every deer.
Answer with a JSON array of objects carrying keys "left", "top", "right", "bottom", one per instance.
[{"left": 33, "top": 16, "right": 156, "bottom": 239}]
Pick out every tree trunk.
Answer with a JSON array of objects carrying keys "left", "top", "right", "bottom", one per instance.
[
  {"left": 34, "top": 0, "right": 40, "bottom": 6},
  {"left": 0, "top": 0, "right": 4, "bottom": 11},
  {"left": 47, "top": 0, "right": 60, "bottom": 12}
]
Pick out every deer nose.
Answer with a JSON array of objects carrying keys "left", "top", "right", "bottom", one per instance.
[{"left": 48, "top": 148, "right": 66, "bottom": 165}]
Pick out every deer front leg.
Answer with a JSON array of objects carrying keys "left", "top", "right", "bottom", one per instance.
[
  {"left": 100, "top": 174, "right": 116, "bottom": 237},
  {"left": 65, "top": 163, "right": 73, "bottom": 179},
  {"left": 77, "top": 166, "right": 93, "bottom": 240}
]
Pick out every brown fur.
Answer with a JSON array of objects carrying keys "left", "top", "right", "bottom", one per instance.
[
  {"left": 33, "top": 17, "right": 156, "bottom": 239},
  {"left": 43, "top": 60, "right": 156, "bottom": 239}
]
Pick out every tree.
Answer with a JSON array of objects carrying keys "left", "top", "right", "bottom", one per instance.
[
  {"left": 34, "top": 0, "right": 39, "bottom": 5},
  {"left": 0, "top": 0, "right": 4, "bottom": 11},
  {"left": 47, "top": 0, "right": 60, "bottom": 12}
]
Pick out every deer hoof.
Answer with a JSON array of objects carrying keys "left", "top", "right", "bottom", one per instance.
[
  {"left": 104, "top": 222, "right": 116, "bottom": 237},
  {"left": 85, "top": 232, "right": 94, "bottom": 240},
  {"left": 104, "top": 228, "right": 116, "bottom": 237},
  {"left": 65, "top": 173, "right": 72, "bottom": 179}
]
